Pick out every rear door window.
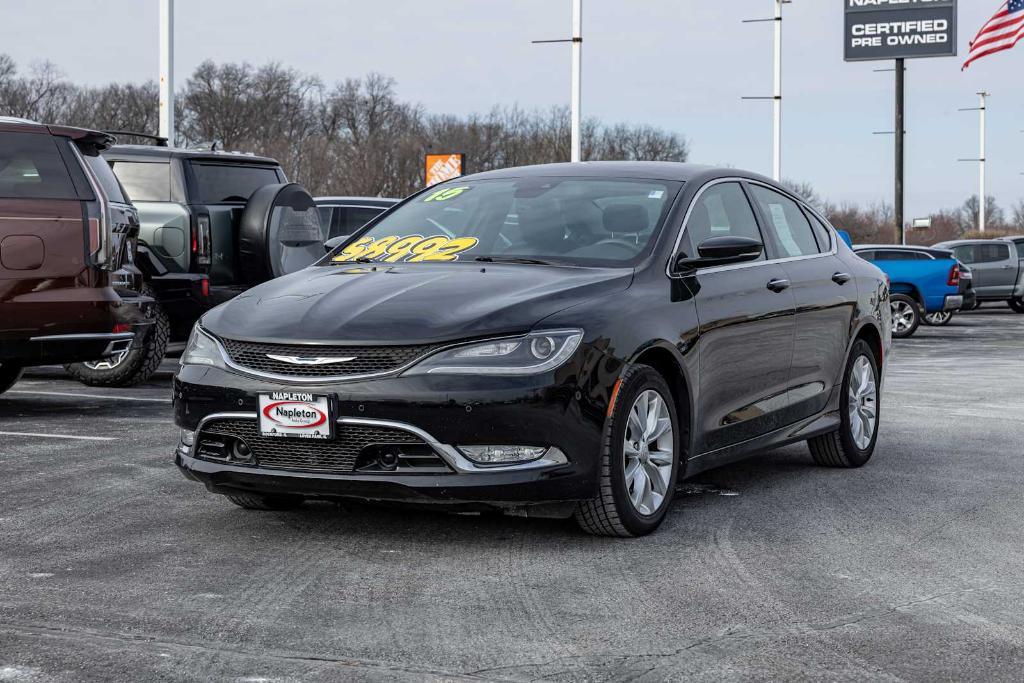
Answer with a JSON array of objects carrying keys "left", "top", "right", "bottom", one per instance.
[
  {"left": 977, "top": 243, "right": 1010, "bottom": 263},
  {"left": 806, "top": 212, "right": 833, "bottom": 251},
  {"left": 749, "top": 185, "right": 821, "bottom": 258},
  {"left": 0, "top": 131, "right": 77, "bottom": 199},
  {"left": 110, "top": 161, "right": 171, "bottom": 202},
  {"left": 189, "top": 163, "right": 282, "bottom": 203},
  {"left": 80, "top": 151, "right": 127, "bottom": 204}
]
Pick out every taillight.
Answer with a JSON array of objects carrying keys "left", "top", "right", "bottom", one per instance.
[
  {"left": 87, "top": 217, "right": 102, "bottom": 258},
  {"left": 194, "top": 215, "right": 212, "bottom": 267},
  {"left": 112, "top": 323, "right": 131, "bottom": 334},
  {"left": 948, "top": 265, "right": 960, "bottom": 287},
  {"left": 200, "top": 277, "right": 210, "bottom": 298}
]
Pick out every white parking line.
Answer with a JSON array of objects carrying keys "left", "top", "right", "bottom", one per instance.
[
  {"left": 7, "top": 390, "right": 171, "bottom": 403},
  {"left": 0, "top": 431, "right": 116, "bottom": 441}
]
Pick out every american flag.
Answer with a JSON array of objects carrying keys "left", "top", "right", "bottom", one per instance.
[{"left": 963, "top": 0, "right": 1024, "bottom": 69}]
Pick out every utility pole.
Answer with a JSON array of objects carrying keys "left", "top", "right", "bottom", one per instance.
[
  {"left": 570, "top": 0, "right": 582, "bottom": 163},
  {"left": 743, "top": 0, "right": 790, "bottom": 182},
  {"left": 533, "top": 0, "right": 583, "bottom": 163},
  {"left": 958, "top": 92, "right": 989, "bottom": 233},
  {"left": 158, "top": 0, "right": 175, "bottom": 143}
]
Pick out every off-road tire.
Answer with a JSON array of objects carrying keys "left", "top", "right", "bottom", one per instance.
[
  {"left": 889, "top": 294, "right": 920, "bottom": 339},
  {"left": 575, "top": 364, "right": 680, "bottom": 538},
  {"left": 225, "top": 492, "right": 304, "bottom": 511},
  {"left": 808, "top": 339, "right": 880, "bottom": 468},
  {"left": 0, "top": 363, "right": 23, "bottom": 395},
  {"left": 65, "top": 286, "right": 170, "bottom": 387},
  {"left": 1008, "top": 297, "right": 1024, "bottom": 314}
]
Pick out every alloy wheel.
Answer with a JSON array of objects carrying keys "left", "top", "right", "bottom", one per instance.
[
  {"left": 891, "top": 300, "right": 915, "bottom": 334},
  {"left": 925, "top": 311, "right": 952, "bottom": 325},
  {"left": 623, "top": 389, "right": 674, "bottom": 516},
  {"left": 847, "top": 355, "right": 878, "bottom": 451},
  {"left": 83, "top": 349, "right": 130, "bottom": 371}
]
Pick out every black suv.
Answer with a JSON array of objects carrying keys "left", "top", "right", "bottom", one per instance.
[{"left": 64, "top": 143, "right": 323, "bottom": 386}]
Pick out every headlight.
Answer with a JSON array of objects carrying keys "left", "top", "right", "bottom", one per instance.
[
  {"left": 404, "top": 329, "right": 583, "bottom": 376},
  {"left": 180, "top": 325, "right": 226, "bottom": 369}
]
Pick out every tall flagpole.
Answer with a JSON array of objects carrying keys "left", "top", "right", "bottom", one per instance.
[
  {"left": 159, "top": 0, "right": 175, "bottom": 143},
  {"left": 979, "top": 92, "right": 987, "bottom": 233},
  {"left": 772, "top": 0, "right": 782, "bottom": 182}
]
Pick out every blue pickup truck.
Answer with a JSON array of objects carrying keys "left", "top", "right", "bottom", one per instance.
[{"left": 852, "top": 244, "right": 965, "bottom": 338}]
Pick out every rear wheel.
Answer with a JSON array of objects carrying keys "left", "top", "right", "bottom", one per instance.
[
  {"left": 575, "top": 365, "right": 680, "bottom": 538},
  {"left": 1009, "top": 297, "right": 1024, "bottom": 314},
  {"left": 65, "top": 286, "right": 170, "bottom": 387},
  {"left": 924, "top": 311, "right": 954, "bottom": 326},
  {"left": 225, "top": 492, "right": 305, "bottom": 511},
  {"left": 0, "top": 363, "right": 23, "bottom": 395},
  {"left": 890, "top": 294, "right": 920, "bottom": 338},
  {"left": 807, "top": 339, "right": 879, "bottom": 468}
]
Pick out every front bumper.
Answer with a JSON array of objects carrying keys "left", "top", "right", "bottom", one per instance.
[{"left": 173, "top": 362, "right": 606, "bottom": 505}]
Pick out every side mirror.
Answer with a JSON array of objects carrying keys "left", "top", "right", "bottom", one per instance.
[
  {"left": 675, "top": 236, "right": 763, "bottom": 272},
  {"left": 324, "top": 235, "right": 350, "bottom": 253}
]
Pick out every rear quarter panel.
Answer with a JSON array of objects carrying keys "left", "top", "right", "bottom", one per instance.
[{"left": 136, "top": 201, "right": 191, "bottom": 272}]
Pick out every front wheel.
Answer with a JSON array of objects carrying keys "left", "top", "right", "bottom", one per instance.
[
  {"left": 890, "top": 294, "right": 920, "bottom": 339},
  {"left": 1009, "top": 297, "right": 1024, "bottom": 314},
  {"left": 807, "top": 339, "right": 880, "bottom": 468},
  {"left": 575, "top": 365, "right": 680, "bottom": 538},
  {"left": 924, "top": 311, "right": 954, "bottom": 326},
  {"left": 0, "top": 363, "right": 23, "bottom": 395}
]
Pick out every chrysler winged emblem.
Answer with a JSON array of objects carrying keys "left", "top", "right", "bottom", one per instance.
[{"left": 266, "top": 354, "right": 357, "bottom": 366}]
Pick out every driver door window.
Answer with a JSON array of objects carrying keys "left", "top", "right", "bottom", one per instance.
[{"left": 682, "top": 182, "right": 765, "bottom": 261}]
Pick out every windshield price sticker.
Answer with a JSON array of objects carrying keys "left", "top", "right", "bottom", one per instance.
[
  {"left": 423, "top": 186, "right": 471, "bottom": 202},
  {"left": 332, "top": 235, "right": 479, "bottom": 263}
]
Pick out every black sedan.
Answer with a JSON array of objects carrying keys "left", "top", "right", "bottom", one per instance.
[{"left": 173, "top": 162, "right": 891, "bottom": 537}]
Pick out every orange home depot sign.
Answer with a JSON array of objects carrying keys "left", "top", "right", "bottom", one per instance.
[{"left": 425, "top": 153, "right": 465, "bottom": 186}]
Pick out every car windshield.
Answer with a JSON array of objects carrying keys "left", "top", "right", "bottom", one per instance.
[{"left": 327, "top": 177, "right": 681, "bottom": 267}]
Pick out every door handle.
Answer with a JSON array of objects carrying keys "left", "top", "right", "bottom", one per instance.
[
  {"left": 832, "top": 272, "right": 852, "bottom": 285},
  {"left": 766, "top": 278, "right": 791, "bottom": 293}
]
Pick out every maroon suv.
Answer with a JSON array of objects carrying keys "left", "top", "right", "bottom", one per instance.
[{"left": 0, "top": 117, "right": 152, "bottom": 394}]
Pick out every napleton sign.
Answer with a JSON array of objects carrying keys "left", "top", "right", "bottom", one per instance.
[
  {"left": 425, "top": 153, "right": 465, "bottom": 187},
  {"left": 844, "top": 0, "right": 958, "bottom": 62}
]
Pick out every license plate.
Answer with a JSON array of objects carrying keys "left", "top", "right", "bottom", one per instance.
[{"left": 258, "top": 392, "right": 333, "bottom": 440}]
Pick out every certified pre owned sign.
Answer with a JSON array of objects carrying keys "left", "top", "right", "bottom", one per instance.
[{"left": 845, "top": 0, "right": 957, "bottom": 62}]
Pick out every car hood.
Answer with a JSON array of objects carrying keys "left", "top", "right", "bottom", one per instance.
[{"left": 202, "top": 263, "right": 633, "bottom": 344}]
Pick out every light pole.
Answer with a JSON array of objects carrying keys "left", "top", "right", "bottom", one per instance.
[
  {"left": 533, "top": 0, "right": 584, "bottom": 163},
  {"left": 158, "top": 0, "right": 175, "bottom": 143},
  {"left": 743, "top": 0, "right": 790, "bottom": 182},
  {"left": 958, "top": 92, "right": 989, "bottom": 233}
]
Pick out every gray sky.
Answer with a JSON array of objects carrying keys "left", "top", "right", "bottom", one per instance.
[{"left": 4, "top": 0, "right": 1021, "bottom": 218}]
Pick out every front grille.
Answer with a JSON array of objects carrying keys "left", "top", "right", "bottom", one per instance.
[
  {"left": 196, "top": 418, "right": 426, "bottom": 474},
  {"left": 218, "top": 337, "right": 439, "bottom": 378}
]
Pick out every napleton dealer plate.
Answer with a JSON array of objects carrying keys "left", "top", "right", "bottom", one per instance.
[{"left": 258, "top": 392, "right": 333, "bottom": 440}]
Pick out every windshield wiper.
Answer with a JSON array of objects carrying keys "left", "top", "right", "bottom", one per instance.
[{"left": 474, "top": 256, "right": 554, "bottom": 266}]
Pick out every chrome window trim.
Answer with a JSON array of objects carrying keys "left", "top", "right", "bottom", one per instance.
[
  {"left": 665, "top": 177, "right": 838, "bottom": 279},
  {"left": 186, "top": 412, "right": 568, "bottom": 474}
]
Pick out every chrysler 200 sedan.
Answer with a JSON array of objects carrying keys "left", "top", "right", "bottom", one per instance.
[{"left": 173, "top": 162, "right": 891, "bottom": 537}]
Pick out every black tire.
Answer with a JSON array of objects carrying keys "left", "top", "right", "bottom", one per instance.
[
  {"left": 889, "top": 294, "right": 920, "bottom": 339},
  {"left": 923, "top": 311, "right": 954, "bottom": 326},
  {"left": 225, "top": 492, "right": 304, "bottom": 511},
  {"left": 575, "top": 364, "right": 680, "bottom": 538},
  {"left": 0, "top": 363, "right": 23, "bottom": 395},
  {"left": 64, "top": 286, "right": 170, "bottom": 387},
  {"left": 1009, "top": 297, "right": 1024, "bottom": 314},
  {"left": 808, "top": 339, "right": 880, "bottom": 469}
]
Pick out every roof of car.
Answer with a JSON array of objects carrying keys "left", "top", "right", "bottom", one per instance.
[
  {"left": 461, "top": 161, "right": 767, "bottom": 184},
  {"left": 855, "top": 244, "right": 954, "bottom": 258},
  {"left": 104, "top": 144, "right": 280, "bottom": 165},
  {"left": 935, "top": 239, "right": 1012, "bottom": 246},
  {"left": 315, "top": 197, "right": 400, "bottom": 206},
  {"left": 0, "top": 117, "right": 115, "bottom": 148}
]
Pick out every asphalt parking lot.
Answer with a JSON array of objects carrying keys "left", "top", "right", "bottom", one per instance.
[{"left": 1, "top": 308, "right": 1023, "bottom": 682}]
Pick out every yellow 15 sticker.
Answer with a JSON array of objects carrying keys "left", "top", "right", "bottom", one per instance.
[
  {"left": 423, "top": 186, "right": 471, "bottom": 202},
  {"left": 332, "top": 235, "right": 480, "bottom": 263}
]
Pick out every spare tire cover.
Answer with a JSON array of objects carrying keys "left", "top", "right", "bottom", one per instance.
[{"left": 238, "top": 183, "right": 324, "bottom": 284}]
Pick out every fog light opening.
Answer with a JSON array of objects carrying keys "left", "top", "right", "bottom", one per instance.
[
  {"left": 180, "top": 429, "right": 195, "bottom": 447},
  {"left": 458, "top": 445, "right": 549, "bottom": 465},
  {"left": 231, "top": 439, "right": 253, "bottom": 463}
]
